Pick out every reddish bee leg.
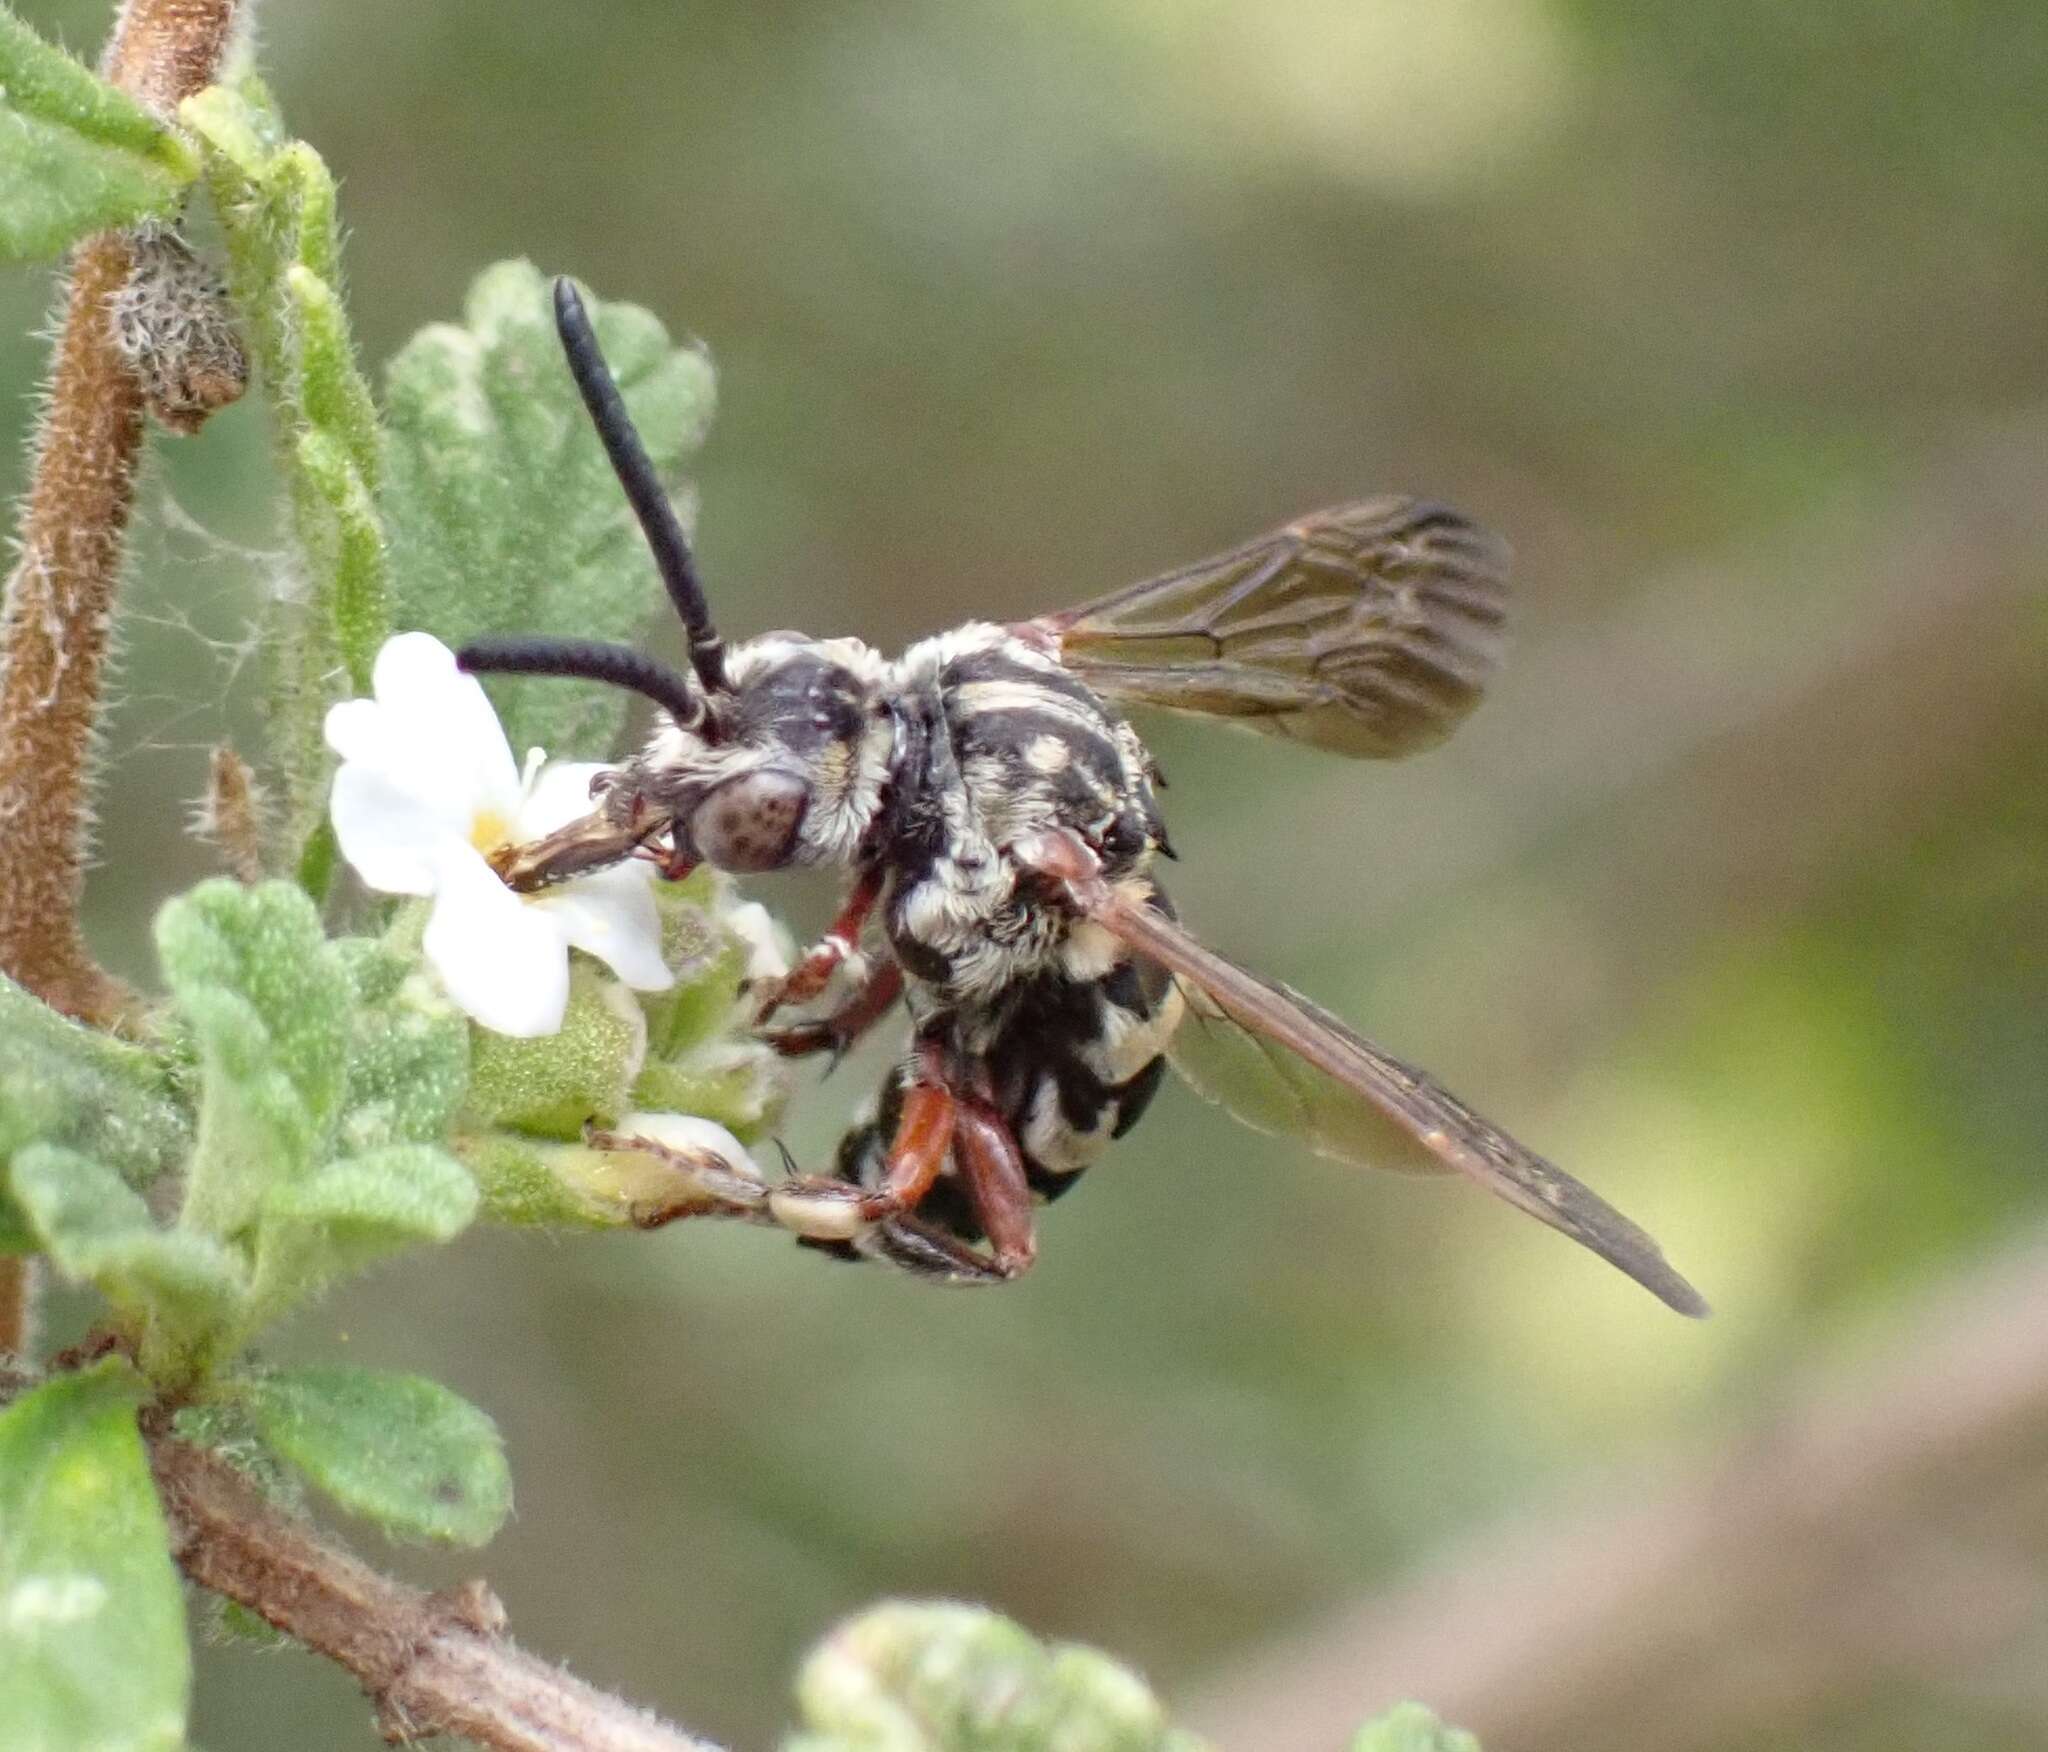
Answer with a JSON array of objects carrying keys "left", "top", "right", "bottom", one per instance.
[
  {"left": 750, "top": 867, "right": 884, "bottom": 1025},
  {"left": 766, "top": 1049, "right": 957, "bottom": 1239},
  {"left": 758, "top": 960, "right": 905, "bottom": 1062},
  {"left": 855, "top": 1077, "right": 956, "bottom": 1222},
  {"left": 952, "top": 1100, "right": 1038, "bottom": 1279}
]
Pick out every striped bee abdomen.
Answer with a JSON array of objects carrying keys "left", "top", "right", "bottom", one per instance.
[{"left": 832, "top": 880, "right": 1184, "bottom": 1244}]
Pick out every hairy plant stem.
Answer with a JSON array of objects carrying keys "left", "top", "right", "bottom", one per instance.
[
  {"left": 0, "top": 0, "right": 241, "bottom": 1350},
  {"left": 0, "top": 0, "right": 242, "bottom": 1027},
  {"left": 151, "top": 1433, "right": 722, "bottom": 1752}
]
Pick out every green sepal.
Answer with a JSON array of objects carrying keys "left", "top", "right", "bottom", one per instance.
[
  {"left": 1350, "top": 1704, "right": 1483, "bottom": 1752},
  {"left": 156, "top": 880, "right": 352, "bottom": 1241},
  {"left": 0, "top": 1361, "right": 191, "bottom": 1752},
  {"left": 381, "top": 258, "right": 716, "bottom": 759},
  {"left": 227, "top": 1364, "right": 511, "bottom": 1546},
  {"left": 455, "top": 1126, "right": 742, "bottom": 1231},
  {"left": 632, "top": 876, "right": 789, "bottom": 1142},
  {"left": 0, "top": 10, "right": 196, "bottom": 261},
  {"left": 461, "top": 959, "right": 648, "bottom": 1140},
  {"left": 9, "top": 1146, "right": 247, "bottom": 1382},
  {"left": 787, "top": 1602, "right": 1209, "bottom": 1752}
]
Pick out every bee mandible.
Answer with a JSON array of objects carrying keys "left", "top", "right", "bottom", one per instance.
[{"left": 458, "top": 278, "right": 1707, "bottom": 1317}]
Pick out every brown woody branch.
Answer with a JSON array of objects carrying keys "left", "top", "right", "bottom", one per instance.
[{"left": 152, "top": 1432, "right": 724, "bottom": 1752}]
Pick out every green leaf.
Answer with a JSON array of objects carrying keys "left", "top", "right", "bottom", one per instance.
[
  {"left": 156, "top": 880, "right": 352, "bottom": 1239},
  {"left": 787, "top": 1602, "right": 1208, "bottom": 1752},
  {"left": 264, "top": 1144, "right": 475, "bottom": 1244},
  {"left": 382, "top": 258, "right": 716, "bottom": 759},
  {"left": 0, "top": 10, "right": 196, "bottom": 261},
  {"left": 10, "top": 1146, "right": 248, "bottom": 1380},
  {"left": 229, "top": 1365, "right": 510, "bottom": 1546},
  {"left": 0, "top": 973, "right": 189, "bottom": 1250},
  {"left": 333, "top": 941, "right": 471, "bottom": 1154},
  {"left": 182, "top": 84, "right": 389, "bottom": 879},
  {"left": 0, "top": 1362, "right": 190, "bottom": 1752},
  {"left": 1350, "top": 1704, "right": 1483, "bottom": 1752}
]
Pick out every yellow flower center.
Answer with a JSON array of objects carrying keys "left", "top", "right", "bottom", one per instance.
[{"left": 470, "top": 809, "right": 512, "bottom": 854}]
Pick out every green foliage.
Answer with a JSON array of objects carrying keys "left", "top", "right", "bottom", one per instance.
[
  {"left": 381, "top": 258, "right": 717, "bottom": 759},
  {"left": 631, "top": 877, "right": 788, "bottom": 1139},
  {"left": 157, "top": 879, "right": 350, "bottom": 1242},
  {"left": 181, "top": 81, "right": 389, "bottom": 879},
  {"left": 330, "top": 940, "right": 471, "bottom": 1156},
  {"left": 10, "top": 1146, "right": 247, "bottom": 1380},
  {"left": 0, "top": 974, "right": 188, "bottom": 1250},
  {"left": 1352, "top": 1704, "right": 1482, "bottom": 1752},
  {"left": 228, "top": 1365, "right": 511, "bottom": 1546},
  {"left": 786, "top": 1603, "right": 1210, "bottom": 1752},
  {"left": 142, "top": 882, "right": 482, "bottom": 1355},
  {"left": 0, "top": 7, "right": 197, "bottom": 261},
  {"left": 254, "top": 1143, "right": 476, "bottom": 1306},
  {"left": 0, "top": 1362, "right": 189, "bottom": 1752}
]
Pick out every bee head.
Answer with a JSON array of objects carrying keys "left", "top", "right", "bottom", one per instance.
[
  {"left": 630, "top": 633, "right": 891, "bottom": 873},
  {"left": 460, "top": 279, "right": 893, "bottom": 879}
]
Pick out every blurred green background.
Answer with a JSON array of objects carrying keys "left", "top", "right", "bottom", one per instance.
[{"left": 7, "top": 1, "right": 2046, "bottom": 1746}]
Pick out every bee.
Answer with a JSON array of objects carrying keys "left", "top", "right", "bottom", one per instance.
[{"left": 460, "top": 279, "right": 1707, "bottom": 1318}]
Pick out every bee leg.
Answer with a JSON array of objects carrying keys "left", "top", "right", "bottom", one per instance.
[
  {"left": 581, "top": 1121, "right": 778, "bottom": 1230},
  {"left": 952, "top": 1100, "right": 1038, "bottom": 1279},
  {"left": 855, "top": 1213, "right": 1012, "bottom": 1285},
  {"left": 766, "top": 1051, "right": 956, "bottom": 1236},
  {"left": 749, "top": 866, "right": 884, "bottom": 1024},
  {"left": 758, "top": 960, "right": 904, "bottom": 1065}
]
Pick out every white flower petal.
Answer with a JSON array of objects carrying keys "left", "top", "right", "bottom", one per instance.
[
  {"left": 725, "top": 900, "right": 793, "bottom": 983},
  {"left": 423, "top": 846, "right": 572, "bottom": 1036},
  {"left": 517, "top": 761, "right": 613, "bottom": 837},
  {"left": 331, "top": 633, "right": 523, "bottom": 827},
  {"left": 533, "top": 862, "right": 674, "bottom": 991},
  {"left": 330, "top": 764, "right": 464, "bottom": 895},
  {"left": 323, "top": 696, "right": 391, "bottom": 766}
]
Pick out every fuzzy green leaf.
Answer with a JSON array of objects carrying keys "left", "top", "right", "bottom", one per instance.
[
  {"left": 0, "top": 1362, "right": 190, "bottom": 1752},
  {"left": 787, "top": 1602, "right": 1208, "bottom": 1752},
  {"left": 230, "top": 1365, "right": 510, "bottom": 1546},
  {"left": 182, "top": 85, "right": 389, "bottom": 878},
  {"left": 263, "top": 1144, "right": 475, "bottom": 1241},
  {"left": 1350, "top": 1705, "right": 1482, "bottom": 1752},
  {"left": 157, "top": 880, "right": 352, "bottom": 1239},
  {"left": 0, "top": 10, "right": 196, "bottom": 261},
  {"left": 0, "top": 974, "right": 189, "bottom": 1250},
  {"left": 382, "top": 258, "right": 716, "bottom": 759},
  {"left": 333, "top": 941, "right": 471, "bottom": 1154},
  {"left": 10, "top": 1146, "right": 248, "bottom": 1379}
]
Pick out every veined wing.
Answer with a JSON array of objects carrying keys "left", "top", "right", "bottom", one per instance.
[
  {"left": 1017, "top": 835, "right": 1707, "bottom": 1317},
  {"left": 1030, "top": 498, "right": 1509, "bottom": 759}
]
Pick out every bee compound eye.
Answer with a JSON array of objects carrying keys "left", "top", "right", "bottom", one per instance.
[{"left": 689, "top": 770, "right": 809, "bottom": 872}]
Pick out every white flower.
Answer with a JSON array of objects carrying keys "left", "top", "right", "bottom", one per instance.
[{"left": 326, "top": 632, "right": 673, "bottom": 1037}]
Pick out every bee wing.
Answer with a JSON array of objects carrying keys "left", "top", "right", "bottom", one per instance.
[
  {"left": 1020, "top": 839, "right": 1707, "bottom": 1316},
  {"left": 1029, "top": 498, "right": 1509, "bottom": 759}
]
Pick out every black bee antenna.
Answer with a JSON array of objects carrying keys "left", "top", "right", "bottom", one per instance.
[
  {"left": 551, "top": 276, "right": 728, "bottom": 698},
  {"left": 456, "top": 635, "right": 706, "bottom": 730}
]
